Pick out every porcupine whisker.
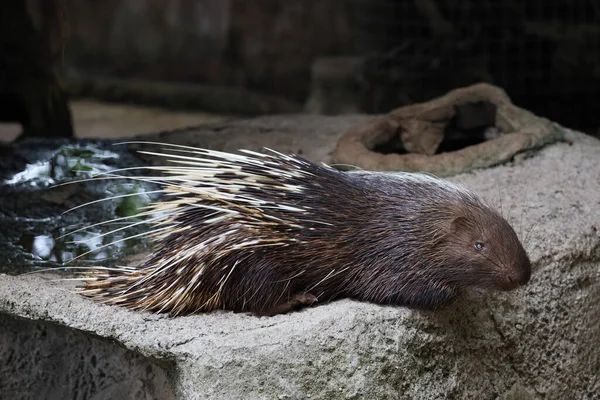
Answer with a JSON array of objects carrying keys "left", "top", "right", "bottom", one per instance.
[
  {"left": 58, "top": 277, "right": 119, "bottom": 283},
  {"left": 66, "top": 226, "right": 174, "bottom": 264},
  {"left": 238, "top": 280, "right": 261, "bottom": 308},
  {"left": 61, "top": 190, "right": 167, "bottom": 215},
  {"left": 161, "top": 163, "right": 308, "bottom": 182},
  {"left": 243, "top": 278, "right": 270, "bottom": 309},
  {"left": 155, "top": 278, "right": 184, "bottom": 314},
  {"left": 51, "top": 172, "right": 191, "bottom": 197},
  {"left": 168, "top": 289, "right": 189, "bottom": 315},
  {"left": 168, "top": 174, "right": 305, "bottom": 191},
  {"left": 496, "top": 181, "right": 503, "bottom": 218},
  {"left": 217, "top": 260, "right": 239, "bottom": 290},
  {"left": 271, "top": 270, "right": 306, "bottom": 283},
  {"left": 518, "top": 186, "right": 536, "bottom": 247},
  {"left": 80, "top": 166, "right": 189, "bottom": 178},
  {"left": 187, "top": 147, "right": 272, "bottom": 164},
  {"left": 145, "top": 149, "right": 310, "bottom": 176},
  {"left": 126, "top": 266, "right": 173, "bottom": 292},
  {"left": 271, "top": 279, "right": 293, "bottom": 309},
  {"left": 136, "top": 150, "right": 257, "bottom": 166},
  {"left": 115, "top": 141, "right": 269, "bottom": 162},
  {"left": 66, "top": 213, "right": 167, "bottom": 244},
  {"left": 519, "top": 205, "right": 525, "bottom": 245},
  {"left": 242, "top": 148, "right": 284, "bottom": 158},
  {"left": 305, "top": 267, "right": 350, "bottom": 293},
  {"left": 21, "top": 265, "right": 138, "bottom": 276},
  {"left": 480, "top": 251, "right": 503, "bottom": 272},
  {"left": 186, "top": 202, "right": 238, "bottom": 216},
  {"left": 523, "top": 210, "right": 551, "bottom": 250},
  {"left": 49, "top": 176, "right": 117, "bottom": 189},
  {"left": 199, "top": 291, "right": 221, "bottom": 312},
  {"left": 295, "top": 219, "right": 332, "bottom": 227},
  {"left": 116, "top": 141, "right": 296, "bottom": 172},
  {"left": 154, "top": 148, "right": 272, "bottom": 166},
  {"left": 57, "top": 211, "right": 157, "bottom": 240},
  {"left": 175, "top": 286, "right": 197, "bottom": 310},
  {"left": 139, "top": 156, "right": 249, "bottom": 170},
  {"left": 53, "top": 175, "right": 175, "bottom": 200},
  {"left": 137, "top": 244, "right": 202, "bottom": 284}
]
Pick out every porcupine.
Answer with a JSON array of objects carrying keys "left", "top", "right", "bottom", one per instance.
[{"left": 74, "top": 142, "right": 531, "bottom": 316}]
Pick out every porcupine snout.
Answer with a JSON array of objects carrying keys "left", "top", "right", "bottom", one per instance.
[
  {"left": 498, "top": 246, "right": 531, "bottom": 291},
  {"left": 505, "top": 261, "right": 531, "bottom": 289}
]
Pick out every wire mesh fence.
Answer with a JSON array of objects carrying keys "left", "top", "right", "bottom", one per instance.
[{"left": 347, "top": 0, "right": 600, "bottom": 131}]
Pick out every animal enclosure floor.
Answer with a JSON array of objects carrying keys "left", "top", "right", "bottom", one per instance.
[{"left": 0, "top": 99, "right": 231, "bottom": 142}]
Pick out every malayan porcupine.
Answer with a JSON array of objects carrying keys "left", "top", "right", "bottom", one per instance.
[{"left": 70, "top": 142, "right": 531, "bottom": 316}]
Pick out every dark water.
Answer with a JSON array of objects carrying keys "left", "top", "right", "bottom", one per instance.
[{"left": 0, "top": 139, "right": 157, "bottom": 274}]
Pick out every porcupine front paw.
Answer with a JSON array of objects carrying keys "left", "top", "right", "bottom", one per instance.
[{"left": 258, "top": 293, "right": 318, "bottom": 316}]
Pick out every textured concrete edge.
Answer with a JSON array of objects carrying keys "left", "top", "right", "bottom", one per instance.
[
  {"left": 0, "top": 272, "right": 410, "bottom": 358},
  {"left": 0, "top": 274, "right": 177, "bottom": 361},
  {"left": 1, "top": 311, "right": 177, "bottom": 400},
  {"left": 1, "top": 126, "right": 599, "bottom": 398}
]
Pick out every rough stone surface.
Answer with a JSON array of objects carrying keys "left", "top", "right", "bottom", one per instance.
[
  {"left": 1, "top": 314, "right": 175, "bottom": 400},
  {"left": 1, "top": 121, "right": 599, "bottom": 399},
  {"left": 332, "top": 84, "right": 566, "bottom": 176}
]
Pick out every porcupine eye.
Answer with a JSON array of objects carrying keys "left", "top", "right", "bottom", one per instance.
[{"left": 474, "top": 241, "right": 485, "bottom": 251}]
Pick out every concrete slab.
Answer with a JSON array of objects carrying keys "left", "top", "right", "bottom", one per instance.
[
  {"left": 0, "top": 99, "right": 231, "bottom": 143},
  {"left": 1, "top": 118, "right": 599, "bottom": 399}
]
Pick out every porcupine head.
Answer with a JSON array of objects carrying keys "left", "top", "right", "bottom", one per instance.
[
  {"left": 75, "top": 144, "right": 532, "bottom": 316},
  {"left": 309, "top": 171, "right": 533, "bottom": 312}
]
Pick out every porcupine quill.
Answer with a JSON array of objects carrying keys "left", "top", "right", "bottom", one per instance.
[{"left": 64, "top": 142, "right": 531, "bottom": 316}]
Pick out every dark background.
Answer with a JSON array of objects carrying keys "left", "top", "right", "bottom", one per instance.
[{"left": 2, "top": 0, "right": 600, "bottom": 138}]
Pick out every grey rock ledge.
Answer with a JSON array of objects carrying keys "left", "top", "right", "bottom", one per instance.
[{"left": 1, "top": 119, "right": 599, "bottom": 400}]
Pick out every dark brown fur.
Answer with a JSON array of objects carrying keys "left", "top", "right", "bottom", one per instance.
[{"left": 79, "top": 146, "right": 531, "bottom": 316}]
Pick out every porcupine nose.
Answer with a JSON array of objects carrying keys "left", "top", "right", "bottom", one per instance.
[{"left": 505, "top": 258, "right": 531, "bottom": 290}]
